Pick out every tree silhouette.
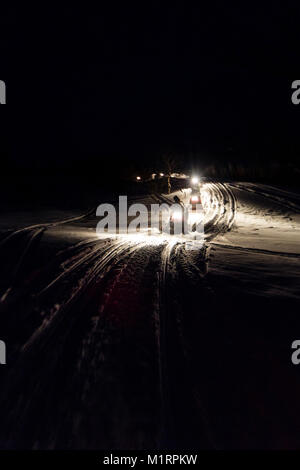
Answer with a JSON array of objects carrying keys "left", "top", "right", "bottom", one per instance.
[{"left": 161, "top": 154, "right": 180, "bottom": 194}]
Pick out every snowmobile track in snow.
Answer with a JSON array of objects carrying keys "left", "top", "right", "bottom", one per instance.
[{"left": 203, "top": 182, "right": 237, "bottom": 241}]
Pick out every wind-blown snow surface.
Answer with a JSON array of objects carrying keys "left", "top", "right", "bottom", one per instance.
[
  {"left": 0, "top": 181, "right": 299, "bottom": 450},
  {"left": 206, "top": 182, "right": 300, "bottom": 300},
  {"left": 196, "top": 182, "right": 300, "bottom": 449}
]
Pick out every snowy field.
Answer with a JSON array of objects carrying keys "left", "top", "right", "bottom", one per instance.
[
  {"left": 0, "top": 181, "right": 299, "bottom": 449},
  {"left": 207, "top": 182, "right": 300, "bottom": 300}
]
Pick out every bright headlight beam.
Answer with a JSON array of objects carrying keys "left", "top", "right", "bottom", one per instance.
[
  {"left": 172, "top": 211, "right": 183, "bottom": 221},
  {"left": 191, "top": 176, "right": 199, "bottom": 185}
]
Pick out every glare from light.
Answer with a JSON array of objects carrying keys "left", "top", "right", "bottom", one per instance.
[
  {"left": 160, "top": 173, "right": 164, "bottom": 176},
  {"left": 96, "top": 231, "right": 183, "bottom": 246},
  {"left": 136, "top": 176, "right": 141, "bottom": 181},
  {"left": 172, "top": 211, "right": 183, "bottom": 221},
  {"left": 191, "top": 176, "right": 199, "bottom": 185},
  {"left": 191, "top": 195, "right": 199, "bottom": 202}
]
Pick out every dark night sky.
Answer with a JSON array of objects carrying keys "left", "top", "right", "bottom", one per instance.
[{"left": 2, "top": 4, "right": 300, "bottom": 175}]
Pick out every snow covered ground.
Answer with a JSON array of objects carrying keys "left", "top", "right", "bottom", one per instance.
[
  {"left": 215, "top": 183, "right": 300, "bottom": 254},
  {"left": 204, "top": 182, "right": 300, "bottom": 300},
  {"left": 0, "top": 181, "right": 299, "bottom": 449}
]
